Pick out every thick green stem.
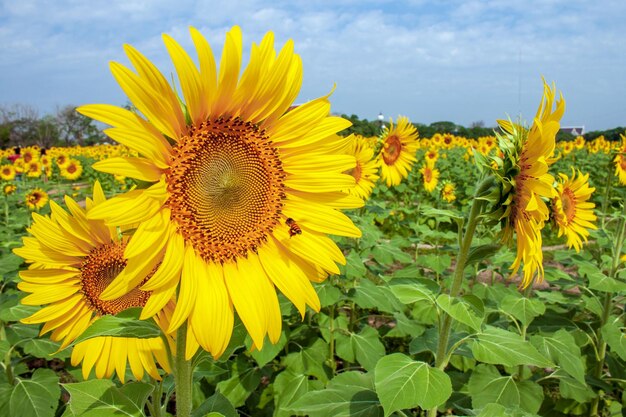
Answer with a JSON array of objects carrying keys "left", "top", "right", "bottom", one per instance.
[
  {"left": 600, "top": 158, "right": 614, "bottom": 229},
  {"left": 589, "top": 204, "right": 626, "bottom": 417},
  {"left": 427, "top": 178, "right": 491, "bottom": 417},
  {"left": 328, "top": 304, "right": 337, "bottom": 374},
  {"left": 174, "top": 323, "right": 192, "bottom": 417}
]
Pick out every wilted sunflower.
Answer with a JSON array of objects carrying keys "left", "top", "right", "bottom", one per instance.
[
  {"left": 492, "top": 81, "right": 564, "bottom": 288},
  {"left": 0, "top": 164, "right": 16, "bottom": 181},
  {"left": 13, "top": 182, "right": 172, "bottom": 382},
  {"left": 345, "top": 136, "right": 379, "bottom": 200},
  {"left": 78, "top": 26, "right": 362, "bottom": 358},
  {"left": 25, "top": 188, "right": 48, "bottom": 211},
  {"left": 419, "top": 164, "right": 439, "bottom": 192},
  {"left": 378, "top": 116, "right": 419, "bottom": 186},
  {"left": 552, "top": 170, "right": 597, "bottom": 251}
]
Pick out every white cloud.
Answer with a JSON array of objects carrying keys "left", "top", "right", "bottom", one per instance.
[{"left": 1, "top": 0, "right": 625, "bottom": 129}]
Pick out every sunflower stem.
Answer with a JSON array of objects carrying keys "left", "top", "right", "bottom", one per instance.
[
  {"left": 600, "top": 157, "right": 614, "bottom": 229},
  {"left": 589, "top": 203, "right": 626, "bottom": 416},
  {"left": 427, "top": 177, "right": 490, "bottom": 417},
  {"left": 174, "top": 323, "right": 193, "bottom": 417}
]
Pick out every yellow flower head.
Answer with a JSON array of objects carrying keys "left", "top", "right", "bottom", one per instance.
[
  {"left": 14, "top": 182, "right": 173, "bottom": 382},
  {"left": 0, "top": 164, "right": 16, "bottom": 181},
  {"left": 61, "top": 158, "right": 83, "bottom": 181},
  {"left": 441, "top": 182, "right": 456, "bottom": 203},
  {"left": 552, "top": 170, "right": 597, "bottom": 252},
  {"left": 78, "top": 26, "right": 362, "bottom": 358},
  {"left": 491, "top": 81, "right": 565, "bottom": 288},
  {"left": 377, "top": 116, "right": 419, "bottom": 187},
  {"left": 25, "top": 188, "right": 48, "bottom": 211},
  {"left": 21, "top": 146, "right": 40, "bottom": 164},
  {"left": 345, "top": 135, "right": 379, "bottom": 200},
  {"left": 419, "top": 164, "right": 440, "bottom": 192},
  {"left": 25, "top": 161, "right": 42, "bottom": 178},
  {"left": 3, "top": 183, "right": 16, "bottom": 195},
  {"left": 615, "top": 133, "right": 626, "bottom": 185}
]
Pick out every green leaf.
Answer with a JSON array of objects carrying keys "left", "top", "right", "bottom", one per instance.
[
  {"left": 419, "top": 207, "right": 463, "bottom": 224},
  {"left": 192, "top": 392, "right": 237, "bottom": 417},
  {"left": 468, "top": 364, "right": 544, "bottom": 413},
  {"left": 10, "top": 368, "right": 60, "bottom": 417},
  {"left": 249, "top": 331, "right": 287, "bottom": 367},
  {"left": 578, "top": 262, "right": 626, "bottom": 292},
  {"left": 500, "top": 295, "right": 545, "bottom": 327},
  {"left": 466, "top": 244, "right": 501, "bottom": 267},
  {"left": 471, "top": 326, "right": 553, "bottom": 368},
  {"left": 335, "top": 326, "right": 385, "bottom": 371},
  {"left": 416, "top": 254, "right": 451, "bottom": 275},
  {"left": 374, "top": 353, "right": 452, "bottom": 416},
  {"left": 215, "top": 357, "right": 261, "bottom": 408},
  {"left": 371, "top": 245, "right": 413, "bottom": 265},
  {"left": 475, "top": 403, "right": 541, "bottom": 417},
  {"left": 385, "top": 312, "right": 425, "bottom": 338},
  {"left": 0, "top": 253, "right": 24, "bottom": 276},
  {"left": 530, "top": 330, "right": 585, "bottom": 384},
  {"left": 554, "top": 371, "right": 596, "bottom": 403},
  {"left": 348, "top": 279, "right": 399, "bottom": 313},
  {"left": 0, "top": 304, "right": 39, "bottom": 322},
  {"left": 601, "top": 321, "right": 626, "bottom": 361},
  {"left": 345, "top": 250, "right": 367, "bottom": 280},
  {"left": 436, "top": 294, "right": 484, "bottom": 332},
  {"left": 117, "top": 383, "right": 153, "bottom": 411},
  {"left": 21, "top": 338, "right": 70, "bottom": 360},
  {"left": 72, "top": 308, "right": 161, "bottom": 346},
  {"left": 290, "top": 371, "right": 382, "bottom": 417},
  {"left": 62, "top": 379, "right": 147, "bottom": 417},
  {"left": 282, "top": 339, "right": 330, "bottom": 383},
  {"left": 389, "top": 278, "right": 439, "bottom": 304},
  {"left": 273, "top": 371, "right": 323, "bottom": 417},
  {"left": 316, "top": 281, "right": 343, "bottom": 307}
]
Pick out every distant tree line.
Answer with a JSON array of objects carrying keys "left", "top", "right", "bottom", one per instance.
[
  {"left": 0, "top": 104, "right": 105, "bottom": 148},
  {"left": 339, "top": 113, "right": 625, "bottom": 142},
  {"left": 0, "top": 106, "right": 622, "bottom": 148}
]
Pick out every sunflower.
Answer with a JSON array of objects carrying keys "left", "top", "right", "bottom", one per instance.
[
  {"left": 21, "top": 146, "right": 40, "bottom": 164},
  {"left": 56, "top": 153, "right": 70, "bottom": 169},
  {"left": 78, "top": 26, "right": 362, "bottom": 358},
  {"left": 25, "top": 161, "right": 42, "bottom": 178},
  {"left": 615, "top": 135, "right": 626, "bottom": 185},
  {"left": 551, "top": 170, "right": 597, "bottom": 252},
  {"left": 0, "top": 164, "right": 16, "bottom": 181},
  {"left": 419, "top": 164, "right": 439, "bottom": 192},
  {"left": 493, "top": 81, "right": 565, "bottom": 288},
  {"left": 424, "top": 148, "right": 438, "bottom": 167},
  {"left": 13, "top": 158, "right": 24, "bottom": 173},
  {"left": 13, "top": 182, "right": 172, "bottom": 382},
  {"left": 441, "top": 182, "right": 456, "bottom": 203},
  {"left": 25, "top": 188, "right": 48, "bottom": 211},
  {"left": 3, "top": 184, "right": 16, "bottom": 195},
  {"left": 345, "top": 136, "right": 379, "bottom": 200},
  {"left": 377, "top": 116, "right": 419, "bottom": 186},
  {"left": 60, "top": 159, "right": 83, "bottom": 181}
]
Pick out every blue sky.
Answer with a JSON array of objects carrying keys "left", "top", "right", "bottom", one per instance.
[{"left": 1, "top": 0, "right": 625, "bottom": 131}]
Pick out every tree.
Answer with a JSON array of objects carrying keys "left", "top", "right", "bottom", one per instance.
[{"left": 56, "top": 105, "right": 105, "bottom": 146}]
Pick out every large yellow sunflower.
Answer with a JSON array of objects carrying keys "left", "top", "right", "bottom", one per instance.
[
  {"left": 552, "top": 170, "right": 597, "bottom": 251},
  {"left": 345, "top": 136, "right": 379, "bottom": 200},
  {"left": 78, "top": 26, "right": 362, "bottom": 359},
  {"left": 13, "top": 182, "right": 172, "bottom": 382},
  {"left": 378, "top": 116, "right": 419, "bottom": 186},
  {"left": 496, "top": 81, "right": 565, "bottom": 288}
]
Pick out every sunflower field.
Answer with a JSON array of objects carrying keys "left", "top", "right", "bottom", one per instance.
[{"left": 0, "top": 26, "right": 625, "bottom": 417}]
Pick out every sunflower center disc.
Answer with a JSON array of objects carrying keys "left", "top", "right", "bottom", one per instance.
[
  {"left": 561, "top": 188, "right": 576, "bottom": 223},
  {"left": 423, "top": 167, "right": 433, "bottom": 182},
  {"left": 167, "top": 117, "right": 285, "bottom": 263},
  {"left": 382, "top": 135, "right": 402, "bottom": 165},
  {"left": 80, "top": 242, "right": 151, "bottom": 316}
]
